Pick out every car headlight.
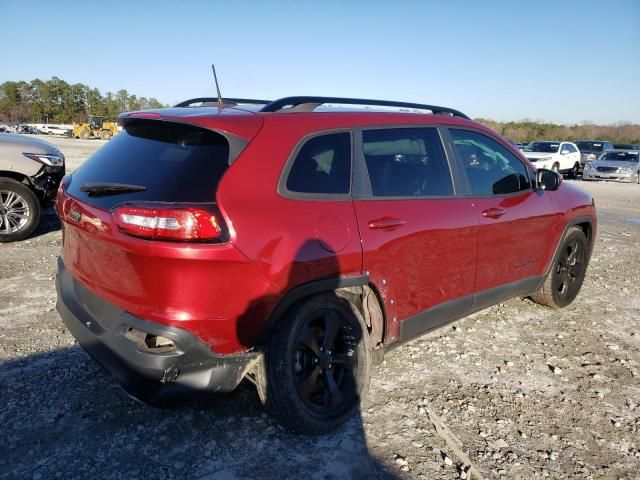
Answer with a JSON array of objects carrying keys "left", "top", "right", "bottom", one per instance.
[
  {"left": 619, "top": 167, "right": 633, "bottom": 174},
  {"left": 587, "top": 154, "right": 596, "bottom": 161},
  {"left": 23, "top": 152, "right": 65, "bottom": 167}
]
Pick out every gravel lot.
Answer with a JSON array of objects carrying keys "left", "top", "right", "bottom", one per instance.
[{"left": 1, "top": 136, "right": 639, "bottom": 480}]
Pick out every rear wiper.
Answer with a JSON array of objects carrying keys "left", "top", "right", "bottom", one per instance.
[{"left": 80, "top": 182, "right": 146, "bottom": 197}]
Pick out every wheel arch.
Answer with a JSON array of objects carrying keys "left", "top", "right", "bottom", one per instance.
[
  {"left": 257, "top": 274, "right": 387, "bottom": 350},
  {"left": 0, "top": 171, "right": 31, "bottom": 185},
  {"left": 537, "top": 215, "right": 595, "bottom": 292}
]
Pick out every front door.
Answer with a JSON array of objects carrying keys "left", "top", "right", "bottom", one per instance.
[{"left": 447, "top": 128, "right": 559, "bottom": 309}]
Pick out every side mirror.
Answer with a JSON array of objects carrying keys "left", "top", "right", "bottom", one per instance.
[
  {"left": 536, "top": 168, "right": 562, "bottom": 191},
  {"left": 561, "top": 149, "right": 570, "bottom": 155}
]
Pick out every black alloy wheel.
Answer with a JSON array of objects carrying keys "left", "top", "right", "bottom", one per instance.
[
  {"left": 530, "top": 227, "right": 589, "bottom": 308},
  {"left": 293, "top": 309, "right": 358, "bottom": 413},
  {"left": 552, "top": 237, "right": 585, "bottom": 303},
  {"left": 256, "top": 293, "right": 371, "bottom": 434}
]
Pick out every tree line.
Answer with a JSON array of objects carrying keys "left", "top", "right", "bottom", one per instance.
[
  {"left": 2, "top": 78, "right": 638, "bottom": 142},
  {"left": 0, "top": 77, "right": 168, "bottom": 124},
  {"left": 475, "top": 118, "right": 640, "bottom": 144}
]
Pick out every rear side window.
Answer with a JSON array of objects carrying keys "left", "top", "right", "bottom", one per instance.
[
  {"left": 68, "top": 120, "right": 230, "bottom": 209},
  {"left": 362, "top": 128, "right": 453, "bottom": 197},
  {"left": 450, "top": 129, "right": 531, "bottom": 196},
  {"left": 285, "top": 132, "right": 351, "bottom": 194}
]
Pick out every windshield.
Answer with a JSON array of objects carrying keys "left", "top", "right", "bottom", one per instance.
[
  {"left": 524, "top": 142, "right": 560, "bottom": 153},
  {"left": 599, "top": 151, "right": 639, "bottom": 162},
  {"left": 575, "top": 141, "right": 604, "bottom": 152}
]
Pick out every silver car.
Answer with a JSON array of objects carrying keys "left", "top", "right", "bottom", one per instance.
[
  {"left": 583, "top": 149, "right": 640, "bottom": 184},
  {"left": 0, "top": 133, "right": 66, "bottom": 242}
]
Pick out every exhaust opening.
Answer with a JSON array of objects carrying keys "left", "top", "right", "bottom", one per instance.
[{"left": 124, "top": 327, "right": 177, "bottom": 353}]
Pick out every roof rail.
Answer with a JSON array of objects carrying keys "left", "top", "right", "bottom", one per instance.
[
  {"left": 259, "top": 96, "right": 470, "bottom": 120},
  {"left": 174, "top": 97, "right": 272, "bottom": 108}
]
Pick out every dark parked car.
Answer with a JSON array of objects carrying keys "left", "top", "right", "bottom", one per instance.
[
  {"left": 55, "top": 96, "right": 596, "bottom": 433},
  {"left": 613, "top": 143, "right": 640, "bottom": 151},
  {"left": 575, "top": 140, "right": 614, "bottom": 166},
  {"left": 0, "top": 133, "right": 65, "bottom": 241}
]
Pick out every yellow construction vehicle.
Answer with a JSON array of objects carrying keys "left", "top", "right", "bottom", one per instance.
[{"left": 73, "top": 115, "right": 118, "bottom": 140}]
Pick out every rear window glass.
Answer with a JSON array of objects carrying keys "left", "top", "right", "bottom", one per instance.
[
  {"left": 362, "top": 128, "right": 453, "bottom": 197},
  {"left": 285, "top": 132, "right": 351, "bottom": 194},
  {"left": 68, "top": 120, "right": 230, "bottom": 209},
  {"left": 576, "top": 141, "right": 604, "bottom": 152}
]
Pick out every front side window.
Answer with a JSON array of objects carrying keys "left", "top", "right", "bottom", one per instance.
[
  {"left": 362, "top": 128, "right": 453, "bottom": 197},
  {"left": 285, "top": 132, "right": 351, "bottom": 194},
  {"left": 450, "top": 129, "right": 531, "bottom": 196}
]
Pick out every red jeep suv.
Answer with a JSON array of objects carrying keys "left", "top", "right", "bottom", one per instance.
[{"left": 56, "top": 96, "right": 596, "bottom": 433}]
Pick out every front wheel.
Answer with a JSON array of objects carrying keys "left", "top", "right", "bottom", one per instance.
[
  {"left": 256, "top": 292, "right": 371, "bottom": 434},
  {"left": 530, "top": 227, "right": 588, "bottom": 308},
  {"left": 0, "top": 178, "right": 40, "bottom": 243}
]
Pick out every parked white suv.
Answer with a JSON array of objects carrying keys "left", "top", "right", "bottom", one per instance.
[
  {"left": 35, "top": 125, "right": 71, "bottom": 136},
  {"left": 522, "top": 141, "right": 581, "bottom": 178}
]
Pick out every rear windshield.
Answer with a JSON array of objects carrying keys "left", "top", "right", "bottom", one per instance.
[
  {"left": 600, "top": 151, "right": 639, "bottom": 162},
  {"left": 67, "top": 120, "right": 230, "bottom": 209},
  {"left": 575, "top": 141, "right": 604, "bottom": 152}
]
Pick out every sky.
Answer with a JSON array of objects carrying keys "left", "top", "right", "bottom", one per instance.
[{"left": 1, "top": 0, "right": 639, "bottom": 124}]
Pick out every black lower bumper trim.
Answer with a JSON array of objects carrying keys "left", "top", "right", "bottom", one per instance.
[{"left": 55, "top": 258, "right": 259, "bottom": 405}]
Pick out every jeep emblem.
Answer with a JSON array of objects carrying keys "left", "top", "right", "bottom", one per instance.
[{"left": 69, "top": 207, "right": 82, "bottom": 223}]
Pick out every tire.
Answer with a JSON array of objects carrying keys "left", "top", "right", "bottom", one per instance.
[
  {"left": 568, "top": 162, "right": 579, "bottom": 179},
  {"left": 552, "top": 162, "right": 560, "bottom": 173},
  {"left": 530, "top": 227, "right": 588, "bottom": 308},
  {"left": 100, "top": 130, "right": 112, "bottom": 141},
  {"left": 256, "top": 292, "right": 371, "bottom": 434},
  {"left": 79, "top": 129, "right": 90, "bottom": 140},
  {"left": 0, "top": 178, "right": 40, "bottom": 243}
]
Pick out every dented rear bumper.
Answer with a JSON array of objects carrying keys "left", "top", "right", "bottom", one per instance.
[{"left": 55, "top": 257, "right": 258, "bottom": 405}]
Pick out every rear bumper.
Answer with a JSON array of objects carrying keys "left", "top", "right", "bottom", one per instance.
[{"left": 55, "top": 258, "right": 259, "bottom": 405}]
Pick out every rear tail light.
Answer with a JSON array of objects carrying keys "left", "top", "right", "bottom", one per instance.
[{"left": 114, "top": 205, "right": 222, "bottom": 241}]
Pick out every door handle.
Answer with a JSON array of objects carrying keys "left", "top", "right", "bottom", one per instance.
[
  {"left": 368, "top": 217, "right": 406, "bottom": 230},
  {"left": 482, "top": 208, "right": 506, "bottom": 219}
]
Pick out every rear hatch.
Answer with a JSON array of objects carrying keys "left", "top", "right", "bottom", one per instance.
[{"left": 57, "top": 116, "right": 263, "bottom": 349}]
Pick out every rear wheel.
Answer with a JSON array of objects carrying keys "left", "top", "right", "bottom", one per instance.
[
  {"left": 79, "top": 129, "right": 90, "bottom": 140},
  {"left": 256, "top": 293, "right": 371, "bottom": 434},
  {"left": 568, "top": 162, "right": 579, "bottom": 179},
  {"left": 530, "top": 227, "right": 588, "bottom": 308},
  {"left": 100, "top": 130, "right": 112, "bottom": 141},
  {"left": 0, "top": 179, "right": 40, "bottom": 243}
]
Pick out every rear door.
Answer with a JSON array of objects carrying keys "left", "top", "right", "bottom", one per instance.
[
  {"left": 446, "top": 128, "right": 559, "bottom": 309},
  {"left": 352, "top": 126, "right": 478, "bottom": 343}
]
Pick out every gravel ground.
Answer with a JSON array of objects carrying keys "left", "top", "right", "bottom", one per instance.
[{"left": 1, "top": 136, "right": 639, "bottom": 480}]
